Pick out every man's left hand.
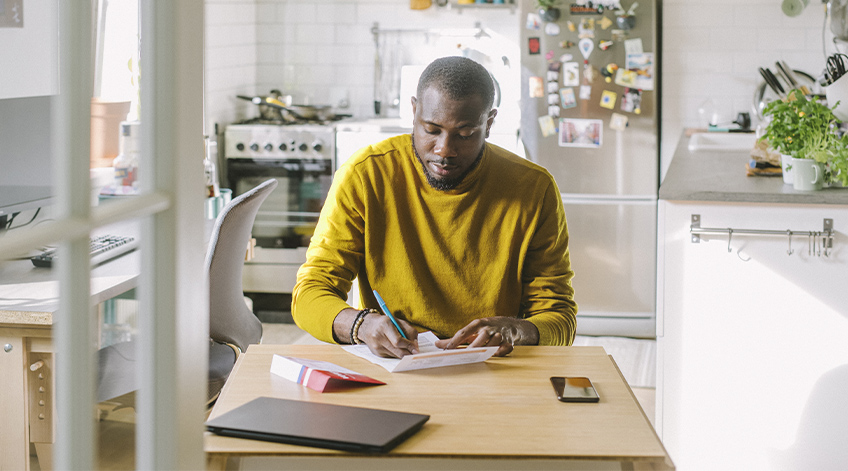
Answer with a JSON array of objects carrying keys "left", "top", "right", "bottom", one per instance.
[{"left": 434, "top": 317, "right": 540, "bottom": 357}]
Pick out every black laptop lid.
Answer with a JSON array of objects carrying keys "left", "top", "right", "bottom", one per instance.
[{"left": 205, "top": 397, "right": 430, "bottom": 453}]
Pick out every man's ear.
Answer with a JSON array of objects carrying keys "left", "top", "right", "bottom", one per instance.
[
  {"left": 411, "top": 96, "right": 418, "bottom": 118},
  {"left": 485, "top": 108, "right": 498, "bottom": 137}
]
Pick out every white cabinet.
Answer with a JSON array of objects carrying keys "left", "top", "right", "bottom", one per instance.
[
  {"left": 657, "top": 200, "right": 848, "bottom": 470},
  {"left": 0, "top": 0, "right": 58, "bottom": 99}
]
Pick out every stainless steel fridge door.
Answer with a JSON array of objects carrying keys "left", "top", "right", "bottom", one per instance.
[
  {"left": 563, "top": 196, "right": 657, "bottom": 338},
  {"left": 519, "top": 0, "right": 658, "bottom": 196}
]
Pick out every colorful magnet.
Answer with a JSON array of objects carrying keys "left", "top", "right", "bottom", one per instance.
[
  {"left": 579, "top": 84, "right": 592, "bottom": 100},
  {"left": 548, "top": 93, "right": 560, "bottom": 105},
  {"left": 560, "top": 87, "right": 577, "bottom": 109},
  {"left": 547, "top": 81, "right": 559, "bottom": 93},
  {"left": 616, "top": 15, "right": 636, "bottom": 30},
  {"left": 610, "top": 112, "right": 629, "bottom": 131},
  {"left": 600, "top": 63, "right": 619, "bottom": 83},
  {"left": 529, "top": 37, "right": 541, "bottom": 55},
  {"left": 548, "top": 61, "right": 563, "bottom": 72},
  {"left": 578, "top": 38, "right": 594, "bottom": 60},
  {"left": 578, "top": 18, "right": 595, "bottom": 39},
  {"left": 567, "top": 21, "right": 576, "bottom": 32},
  {"left": 600, "top": 90, "right": 617, "bottom": 109},
  {"left": 560, "top": 40, "right": 575, "bottom": 49},
  {"left": 546, "top": 50, "right": 555, "bottom": 60},
  {"left": 538, "top": 115, "right": 556, "bottom": 137},
  {"left": 559, "top": 53, "right": 574, "bottom": 62},
  {"left": 562, "top": 62, "right": 579, "bottom": 87},
  {"left": 614, "top": 68, "right": 638, "bottom": 88},
  {"left": 526, "top": 12, "right": 542, "bottom": 30},
  {"left": 571, "top": 3, "right": 606, "bottom": 15},
  {"left": 621, "top": 88, "right": 642, "bottom": 114},
  {"left": 583, "top": 61, "right": 597, "bottom": 82},
  {"left": 611, "top": 29, "right": 627, "bottom": 42},
  {"left": 545, "top": 22, "right": 561, "bottom": 36},
  {"left": 548, "top": 105, "right": 561, "bottom": 118},
  {"left": 529, "top": 76, "right": 544, "bottom": 98},
  {"left": 559, "top": 118, "right": 603, "bottom": 148},
  {"left": 599, "top": 16, "right": 614, "bottom": 30},
  {"left": 599, "top": 40, "right": 613, "bottom": 51},
  {"left": 626, "top": 52, "right": 655, "bottom": 91}
]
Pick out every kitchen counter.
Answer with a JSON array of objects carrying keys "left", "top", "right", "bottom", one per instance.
[{"left": 659, "top": 131, "right": 848, "bottom": 205}]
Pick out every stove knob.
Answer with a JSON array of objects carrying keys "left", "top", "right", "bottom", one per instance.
[
  {"left": 264, "top": 143, "right": 273, "bottom": 152},
  {"left": 250, "top": 143, "right": 259, "bottom": 152},
  {"left": 278, "top": 143, "right": 288, "bottom": 151},
  {"left": 312, "top": 140, "right": 324, "bottom": 152},
  {"left": 289, "top": 140, "right": 296, "bottom": 150},
  {"left": 236, "top": 143, "right": 245, "bottom": 151},
  {"left": 299, "top": 143, "right": 308, "bottom": 152}
]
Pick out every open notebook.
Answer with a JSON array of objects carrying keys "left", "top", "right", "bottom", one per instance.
[{"left": 205, "top": 396, "right": 429, "bottom": 453}]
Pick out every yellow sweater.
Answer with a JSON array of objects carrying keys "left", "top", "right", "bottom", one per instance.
[{"left": 292, "top": 134, "right": 577, "bottom": 345}]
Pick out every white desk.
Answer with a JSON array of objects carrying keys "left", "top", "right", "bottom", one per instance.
[{"left": 0, "top": 231, "right": 140, "bottom": 471}]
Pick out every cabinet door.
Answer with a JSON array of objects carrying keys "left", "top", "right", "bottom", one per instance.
[
  {"left": 657, "top": 200, "right": 848, "bottom": 470},
  {"left": 0, "top": 0, "right": 58, "bottom": 99}
]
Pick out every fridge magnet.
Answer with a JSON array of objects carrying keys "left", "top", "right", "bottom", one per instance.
[
  {"left": 571, "top": 3, "right": 606, "bottom": 15},
  {"left": 579, "top": 84, "right": 592, "bottom": 100},
  {"left": 545, "top": 22, "right": 561, "bottom": 36},
  {"left": 560, "top": 87, "right": 577, "bottom": 109},
  {"left": 526, "top": 12, "right": 542, "bottom": 30},
  {"left": 621, "top": 88, "right": 642, "bottom": 114},
  {"left": 548, "top": 60, "right": 563, "bottom": 72},
  {"left": 547, "top": 80, "right": 560, "bottom": 93},
  {"left": 548, "top": 105, "right": 561, "bottom": 118},
  {"left": 583, "top": 61, "right": 597, "bottom": 82},
  {"left": 578, "top": 19, "right": 595, "bottom": 39},
  {"left": 578, "top": 38, "right": 594, "bottom": 60},
  {"left": 615, "top": 2, "right": 638, "bottom": 30},
  {"left": 614, "top": 68, "right": 638, "bottom": 88},
  {"left": 548, "top": 93, "right": 560, "bottom": 105},
  {"left": 598, "top": 40, "right": 613, "bottom": 51},
  {"left": 538, "top": 115, "right": 557, "bottom": 138},
  {"left": 560, "top": 40, "right": 575, "bottom": 49},
  {"left": 562, "top": 62, "right": 580, "bottom": 87},
  {"left": 600, "top": 63, "right": 619, "bottom": 83},
  {"left": 559, "top": 118, "right": 603, "bottom": 148},
  {"left": 547, "top": 70, "right": 560, "bottom": 81},
  {"left": 567, "top": 20, "right": 576, "bottom": 32},
  {"left": 600, "top": 90, "right": 617, "bottom": 109},
  {"left": 529, "top": 76, "right": 545, "bottom": 98},
  {"left": 624, "top": 37, "right": 643, "bottom": 55},
  {"left": 625, "top": 52, "right": 654, "bottom": 91},
  {"left": 560, "top": 53, "right": 574, "bottom": 62},
  {"left": 599, "top": 15, "right": 614, "bottom": 30},
  {"left": 611, "top": 29, "right": 627, "bottom": 42},
  {"left": 546, "top": 50, "right": 555, "bottom": 61},
  {"left": 609, "top": 112, "right": 629, "bottom": 131},
  {"left": 529, "top": 37, "right": 541, "bottom": 55}
]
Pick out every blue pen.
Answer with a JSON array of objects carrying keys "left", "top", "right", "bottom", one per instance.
[{"left": 372, "top": 290, "right": 408, "bottom": 339}]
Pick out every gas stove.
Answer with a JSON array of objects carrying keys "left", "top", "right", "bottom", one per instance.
[{"left": 224, "top": 122, "right": 336, "bottom": 161}]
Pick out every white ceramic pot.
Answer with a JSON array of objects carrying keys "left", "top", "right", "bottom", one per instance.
[
  {"left": 792, "top": 158, "right": 825, "bottom": 191},
  {"left": 781, "top": 154, "right": 794, "bottom": 185}
]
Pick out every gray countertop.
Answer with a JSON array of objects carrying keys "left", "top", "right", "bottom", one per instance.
[{"left": 659, "top": 131, "right": 848, "bottom": 205}]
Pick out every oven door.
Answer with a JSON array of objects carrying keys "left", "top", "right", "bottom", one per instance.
[{"left": 227, "top": 158, "right": 333, "bottom": 249}]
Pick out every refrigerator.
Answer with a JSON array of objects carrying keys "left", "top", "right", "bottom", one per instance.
[{"left": 518, "top": 0, "right": 658, "bottom": 338}]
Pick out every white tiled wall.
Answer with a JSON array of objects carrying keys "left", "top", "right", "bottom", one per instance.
[
  {"left": 204, "top": 0, "right": 519, "bottom": 132},
  {"left": 661, "top": 0, "right": 834, "bottom": 178}
]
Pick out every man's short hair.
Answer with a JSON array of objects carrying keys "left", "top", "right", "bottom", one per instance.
[{"left": 417, "top": 56, "right": 495, "bottom": 110}]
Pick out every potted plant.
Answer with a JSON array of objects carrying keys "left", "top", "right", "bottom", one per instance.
[
  {"left": 537, "top": 0, "right": 561, "bottom": 22},
  {"left": 759, "top": 89, "right": 848, "bottom": 189}
]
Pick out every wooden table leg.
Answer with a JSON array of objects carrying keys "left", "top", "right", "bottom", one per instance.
[{"left": 0, "top": 334, "right": 30, "bottom": 471}]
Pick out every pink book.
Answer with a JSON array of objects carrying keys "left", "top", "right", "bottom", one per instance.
[{"left": 270, "top": 355, "right": 385, "bottom": 393}]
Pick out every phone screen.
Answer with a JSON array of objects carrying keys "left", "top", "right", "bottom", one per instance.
[{"left": 550, "top": 376, "right": 600, "bottom": 402}]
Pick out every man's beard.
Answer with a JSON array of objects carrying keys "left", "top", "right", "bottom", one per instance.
[{"left": 411, "top": 132, "right": 485, "bottom": 191}]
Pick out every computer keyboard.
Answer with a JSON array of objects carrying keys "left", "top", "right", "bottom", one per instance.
[{"left": 31, "top": 234, "right": 139, "bottom": 268}]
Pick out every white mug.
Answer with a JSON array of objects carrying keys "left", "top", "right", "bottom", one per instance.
[{"left": 792, "top": 158, "right": 824, "bottom": 191}]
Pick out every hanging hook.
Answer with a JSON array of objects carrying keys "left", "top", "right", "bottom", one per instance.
[
  {"left": 727, "top": 228, "right": 733, "bottom": 253},
  {"left": 787, "top": 230, "right": 793, "bottom": 255},
  {"left": 808, "top": 232, "right": 813, "bottom": 256},
  {"left": 825, "top": 232, "right": 832, "bottom": 257}
]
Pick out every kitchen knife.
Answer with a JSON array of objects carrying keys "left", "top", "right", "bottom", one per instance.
[
  {"left": 779, "top": 61, "right": 811, "bottom": 95},
  {"left": 759, "top": 67, "right": 784, "bottom": 99},
  {"left": 764, "top": 67, "right": 786, "bottom": 96}
]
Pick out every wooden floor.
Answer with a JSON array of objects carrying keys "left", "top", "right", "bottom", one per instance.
[{"left": 34, "top": 323, "right": 656, "bottom": 469}]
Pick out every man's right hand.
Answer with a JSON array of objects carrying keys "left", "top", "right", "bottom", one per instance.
[{"left": 332, "top": 308, "right": 419, "bottom": 359}]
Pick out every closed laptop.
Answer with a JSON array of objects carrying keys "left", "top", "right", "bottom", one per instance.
[{"left": 205, "top": 396, "right": 430, "bottom": 453}]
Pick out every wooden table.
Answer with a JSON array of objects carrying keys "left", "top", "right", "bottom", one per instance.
[{"left": 205, "top": 344, "right": 674, "bottom": 470}]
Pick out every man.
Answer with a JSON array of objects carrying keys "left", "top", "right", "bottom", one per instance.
[{"left": 292, "top": 56, "right": 576, "bottom": 358}]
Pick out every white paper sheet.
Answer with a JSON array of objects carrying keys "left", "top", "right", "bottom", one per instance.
[{"left": 342, "top": 332, "right": 498, "bottom": 373}]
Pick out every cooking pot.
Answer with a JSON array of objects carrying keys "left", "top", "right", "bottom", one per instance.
[{"left": 237, "top": 92, "right": 345, "bottom": 121}]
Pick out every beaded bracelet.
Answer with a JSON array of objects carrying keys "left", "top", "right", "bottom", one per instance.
[{"left": 350, "top": 308, "right": 378, "bottom": 345}]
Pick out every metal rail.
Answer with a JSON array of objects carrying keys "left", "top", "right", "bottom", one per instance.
[{"left": 690, "top": 214, "right": 835, "bottom": 257}]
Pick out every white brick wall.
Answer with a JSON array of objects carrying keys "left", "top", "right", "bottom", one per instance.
[{"left": 661, "top": 0, "right": 833, "bottom": 178}]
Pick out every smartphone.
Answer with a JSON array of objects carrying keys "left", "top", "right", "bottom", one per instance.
[{"left": 550, "top": 376, "right": 600, "bottom": 403}]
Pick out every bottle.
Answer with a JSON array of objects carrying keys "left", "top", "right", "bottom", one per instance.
[
  {"left": 113, "top": 121, "right": 139, "bottom": 191},
  {"left": 204, "top": 137, "right": 220, "bottom": 198}
]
